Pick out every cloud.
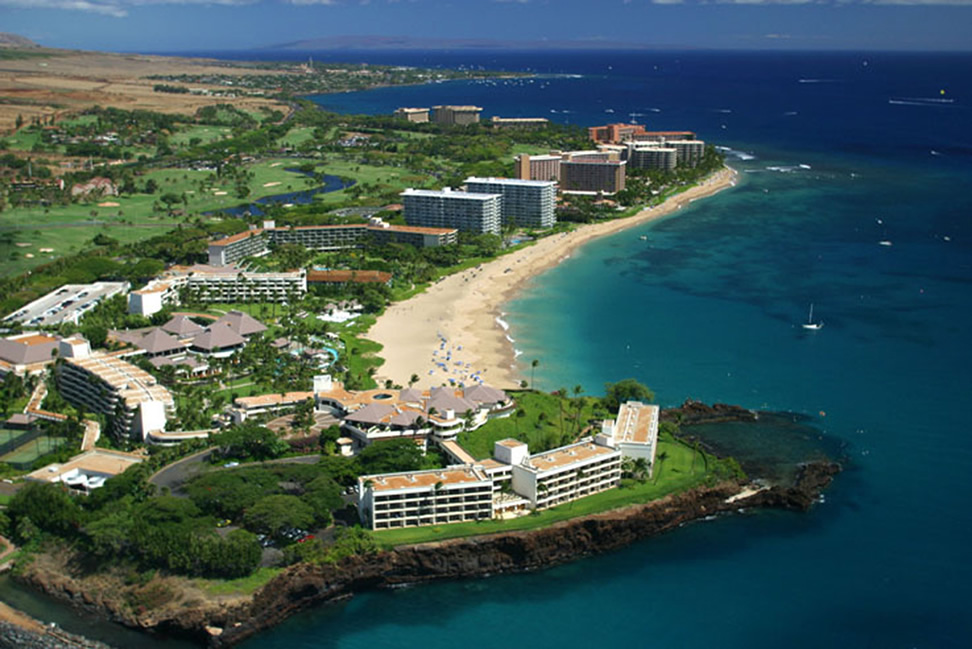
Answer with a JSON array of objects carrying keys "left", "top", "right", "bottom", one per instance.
[{"left": 0, "top": 0, "right": 333, "bottom": 17}]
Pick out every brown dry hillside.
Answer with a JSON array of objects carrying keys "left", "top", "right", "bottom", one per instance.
[{"left": 0, "top": 46, "right": 291, "bottom": 132}]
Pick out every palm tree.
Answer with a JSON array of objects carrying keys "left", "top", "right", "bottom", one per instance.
[
  {"left": 652, "top": 450, "right": 668, "bottom": 483},
  {"left": 433, "top": 480, "right": 444, "bottom": 523},
  {"left": 530, "top": 359, "right": 539, "bottom": 390},
  {"left": 572, "top": 384, "right": 584, "bottom": 436},
  {"left": 409, "top": 374, "right": 419, "bottom": 388}
]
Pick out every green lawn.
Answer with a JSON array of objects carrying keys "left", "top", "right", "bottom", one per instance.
[
  {"left": 458, "top": 391, "right": 598, "bottom": 459},
  {"left": 276, "top": 126, "right": 317, "bottom": 148},
  {"left": 168, "top": 125, "right": 233, "bottom": 147},
  {"left": 373, "top": 433, "right": 714, "bottom": 548}
]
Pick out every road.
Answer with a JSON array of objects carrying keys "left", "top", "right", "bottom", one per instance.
[{"left": 148, "top": 448, "right": 321, "bottom": 495}]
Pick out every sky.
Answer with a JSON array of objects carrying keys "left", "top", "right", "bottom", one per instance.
[{"left": 3, "top": 0, "right": 972, "bottom": 53}]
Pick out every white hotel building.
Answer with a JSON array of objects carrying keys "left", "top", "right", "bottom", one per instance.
[
  {"left": 358, "top": 466, "right": 494, "bottom": 530},
  {"left": 509, "top": 438, "right": 622, "bottom": 510},
  {"left": 55, "top": 338, "right": 175, "bottom": 440},
  {"left": 128, "top": 265, "right": 306, "bottom": 317},
  {"left": 465, "top": 176, "right": 557, "bottom": 229},
  {"left": 402, "top": 188, "right": 502, "bottom": 235},
  {"left": 353, "top": 401, "right": 655, "bottom": 530},
  {"left": 596, "top": 401, "right": 660, "bottom": 475}
]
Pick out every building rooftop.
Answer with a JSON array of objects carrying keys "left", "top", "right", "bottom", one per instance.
[
  {"left": 209, "top": 229, "right": 265, "bottom": 247},
  {"left": 0, "top": 333, "right": 60, "bottom": 366},
  {"left": 363, "top": 466, "right": 489, "bottom": 492},
  {"left": 191, "top": 324, "right": 247, "bottom": 351},
  {"left": 383, "top": 224, "right": 458, "bottom": 235},
  {"left": 614, "top": 402, "right": 659, "bottom": 445},
  {"left": 4, "top": 282, "right": 128, "bottom": 327},
  {"left": 496, "top": 438, "right": 527, "bottom": 449},
  {"left": 307, "top": 270, "right": 392, "bottom": 284},
  {"left": 26, "top": 448, "right": 143, "bottom": 487},
  {"left": 465, "top": 176, "right": 557, "bottom": 188},
  {"left": 161, "top": 315, "right": 205, "bottom": 338},
  {"left": 401, "top": 188, "right": 502, "bottom": 201},
  {"left": 234, "top": 391, "right": 314, "bottom": 409},
  {"left": 523, "top": 439, "right": 618, "bottom": 473},
  {"left": 67, "top": 354, "right": 174, "bottom": 408},
  {"left": 433, "top": 105, "right": 483, "bottom": 111},
  {"left": 214, "top": 310, "right": 268, "bottom": 337}
]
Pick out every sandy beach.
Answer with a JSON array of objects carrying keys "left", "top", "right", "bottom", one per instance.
[{"left": 366, "top": 166, "right": 739, "bottom": 389}]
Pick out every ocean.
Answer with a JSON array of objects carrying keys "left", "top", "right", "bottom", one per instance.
[
  {"left": 286, "top": 50, "right": 972, "bottom": 649},
  {"left": 7, "top": 50, "right": 972, "bottom": 648}
]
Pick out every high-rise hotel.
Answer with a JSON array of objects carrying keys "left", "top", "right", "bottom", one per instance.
[
  {"left": 465, "top": 177, "right": 557, "bottom": 229},
  {"left": 402, "top": 188, "right": 502, "bottom": 235}
]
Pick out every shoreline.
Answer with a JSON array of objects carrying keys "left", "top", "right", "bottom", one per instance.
[
  {"left": 366, "top": 165, "right": 739, "bottom": 389},
  {"left": 7, "top": 461, "right": 839, "bottom": 648}
]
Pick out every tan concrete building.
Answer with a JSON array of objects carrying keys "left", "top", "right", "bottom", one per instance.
[
  {"left": 394, "top": 107, "right": 430, "bottom": 123},
  {"left": 431, "top": 105, "right": 483, "bottom": 126}
]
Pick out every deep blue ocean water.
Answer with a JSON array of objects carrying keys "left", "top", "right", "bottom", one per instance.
[{"left": 4, "top": 50, "right": 970, "bottom": 648}]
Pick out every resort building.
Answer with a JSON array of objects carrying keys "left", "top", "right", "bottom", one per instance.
[
  {"left": 465, "top": 177, "right": 557, "bottom": 229},
  {"left": 128, "top": 265, "right": 306, "bottom": 317},
  {"left": 206, "top": 228, "right": 269, "bottom": 267},
  {"left": 624, "top": 138, "right": 705, "bottom": 170},
  {"left": 627, "top": 143, "right": 678, "bottom": 172},
  {"left": 0, "top": 332, "right": 61, "bottom": 377},
  {"left": 667, "top": 140, "right": 706, "bottom": 167},
  {"left": 632, "top": 130, "right": 697, "bottom": 143},
  {"left": 589, "top": 123, "right": 649, "bottom": 144},
  {"left": 128, "top": 281, "right": 178, "bottom": 318},
  {"left": 56, "top": 342, "right": 175, "bottom": 440},
  {"left": 394, "top": 107, "right": 430, "bottom": 123},
  {"left": 514, "top": 153, "right": 563, "bottom": 182},
  {"left": 596, "top": 401, "right": 660, "bottom": 474},
  {"left": 431, "top": 105, "right": 483, "bottom": 126},
  {"left": 206, "top": 220, "right": 456, "bottom": 267},
  {"left": 402, "top": 188, "right": 502, "bottom": 235},
  {"left": 4, "top": 282, "right": 129, "bottom": 327},
  {"left": 26, "top": 448, "right": 143, "bottom": 493},
  {"left": 180, "top": 266, "right": 306, "bottom": 305},
  {"left": 357, "top": 465, "right": 494, "bottom": 530},
  {"left": 560, "top": 159, "right": 627, "bottom": 194},
  {"left": 510, "top": 438, "right": 622, "bottom": 510},
  {"left": 307, "top": 270, "right": 393, "bottom": 287},
  {"left": 490, "top": 117, "right": 549, "bottom": 128}
]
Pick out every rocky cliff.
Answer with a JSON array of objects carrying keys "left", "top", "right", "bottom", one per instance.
[
  {"left": 16, "top": 462, "right": 839, "bottom": 648},
  {"left": 210, "top": 461, "right": 839, "bottom": 647}
]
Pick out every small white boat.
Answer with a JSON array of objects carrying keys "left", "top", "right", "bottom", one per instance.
[{"left": 802, "top": 303, "right": 824, "bottom": 330}]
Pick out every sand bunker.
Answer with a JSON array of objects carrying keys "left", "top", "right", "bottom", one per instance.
[
  {"left": 97, "top": 201, "right": 120, "bottom": 207},
  {"left": 263, "top": 181, "right": 282, "bottom": 188}
]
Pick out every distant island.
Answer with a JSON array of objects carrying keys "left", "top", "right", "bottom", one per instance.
[{"left": 263, "top": 35, "right": 687, "bottom": 52}]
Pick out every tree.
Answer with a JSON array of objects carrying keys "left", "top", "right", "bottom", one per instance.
[
  {"left": 531, "top": 359, "right": 540, "bottom": 389},
  {"left": 244, "top": 495, "right": 314, "bottom": 538},
  {"left": 212, "top": 424, "right": 287, "bottom": 461},
  {"left": 8, "top": 482, "right": 82, "bottom": 541},
  {"left": 602, "top": 379, "right": 655, "bottom": 412},
  {"left": 356, "top": 438, "right": 423, "bottom": 474}
]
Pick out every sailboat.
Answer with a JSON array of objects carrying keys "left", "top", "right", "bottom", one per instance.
[{"left": 802, "top": 304, "right": 824, "bottom": 330}]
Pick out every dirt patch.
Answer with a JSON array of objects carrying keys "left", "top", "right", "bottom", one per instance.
[{"left": 0, "top": 49, "right": 289, "bottom": 132}]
